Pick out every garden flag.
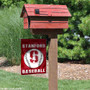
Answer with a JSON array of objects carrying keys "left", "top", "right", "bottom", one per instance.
[{"left": 21, "top": 39, "right": 46, "bottom": 75}]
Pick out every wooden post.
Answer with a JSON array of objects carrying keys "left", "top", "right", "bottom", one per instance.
[{"left": 48, "top": 34, "right": 58, "bottom": 90}]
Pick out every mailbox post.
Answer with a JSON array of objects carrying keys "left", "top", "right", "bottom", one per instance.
[
  {"left": 48, "top": 34, "right": 58, "bottom": 90},
  {"left": 21, "top": 4, "right": 71, "bottom": 90}
]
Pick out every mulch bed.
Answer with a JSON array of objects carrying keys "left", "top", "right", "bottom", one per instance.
[{"left": 0, "top": 57, "right": 90, "bottom": 80}]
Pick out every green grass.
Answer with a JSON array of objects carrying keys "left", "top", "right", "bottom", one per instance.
[
  {"left": 0, "top": 70, "right": 90, "bottom": 90},
  {"left": 0, "top": 8, "right": 34, "bottom": 65}
]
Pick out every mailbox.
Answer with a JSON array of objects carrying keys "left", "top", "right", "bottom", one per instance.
[
  {"left": 20, "top": 4, "right": 71, "bottom": 90},
  {"left": 20, "top": 4, "right": 71, "bottom": 35}
]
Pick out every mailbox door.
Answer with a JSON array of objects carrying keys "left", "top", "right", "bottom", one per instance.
[{"left": 23, "top": 12, "right": 28, "bottom": 29}]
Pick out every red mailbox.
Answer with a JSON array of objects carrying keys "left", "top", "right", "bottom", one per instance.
[
  {"left": 20, "top": 4, "right": 71, "bottom": 90},
  {"left": 20, "top": 4, "right": 71, "bottom": 35}
]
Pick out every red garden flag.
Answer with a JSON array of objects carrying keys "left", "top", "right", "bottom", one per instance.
[{"left": 21, "top": 39, "right": 46, "bottom": 75}]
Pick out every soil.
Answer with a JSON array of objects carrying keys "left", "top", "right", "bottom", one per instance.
[{"left": 0, "top": 57, "right": 90, "bottom": 80}]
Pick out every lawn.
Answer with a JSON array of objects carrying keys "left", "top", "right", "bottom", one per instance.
[{"left": 0, "top": 70, "right": 90, "bottom": 90}]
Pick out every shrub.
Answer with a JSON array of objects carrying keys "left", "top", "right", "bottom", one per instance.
[
  {"left": 78, "top": 15, "right": 90, "bottom": 63},
  {"left": 58, "top": 32, "right": 86, "bottom": 60}
]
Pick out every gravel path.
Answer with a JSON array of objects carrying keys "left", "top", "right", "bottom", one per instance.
[{"left": 0, "top": 57, "right": 90, "bottom": 80}]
